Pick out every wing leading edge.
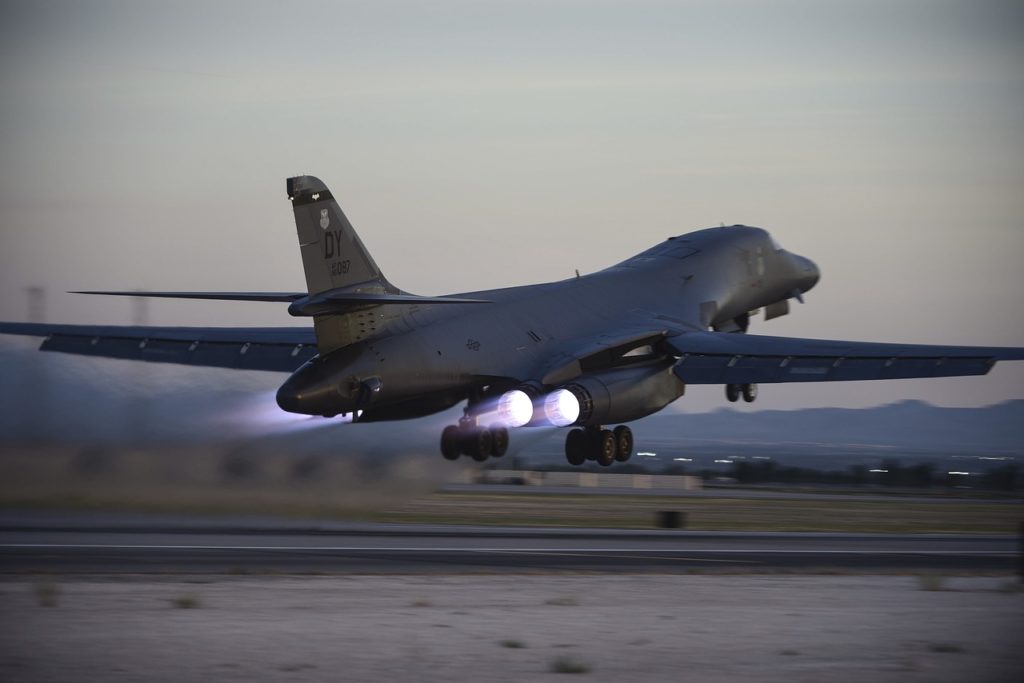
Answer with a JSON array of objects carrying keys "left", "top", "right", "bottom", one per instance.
[
  {"left": 665, "top": 331, "right": 1024, "bottom": 385},
  {"left": 0, "top": 322, "right": 317, "bottom": 372}
]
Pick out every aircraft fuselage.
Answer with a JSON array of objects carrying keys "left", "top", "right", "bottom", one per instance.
[{"left": 275, "top": 225, "right": 819, "bottom": 421}]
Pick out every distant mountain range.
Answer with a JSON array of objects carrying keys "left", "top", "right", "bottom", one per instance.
[{"left": 639, "top": 399, "right": 1024, "bottom": 455}]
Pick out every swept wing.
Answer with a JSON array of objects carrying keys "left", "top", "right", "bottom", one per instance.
[{"left": 665, "top": 331, "right": 1024, "bottom": 384}]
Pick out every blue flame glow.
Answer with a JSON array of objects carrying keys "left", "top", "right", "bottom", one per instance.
[{"left": 211, "top": 390, "right": 357, "bottom": 436}]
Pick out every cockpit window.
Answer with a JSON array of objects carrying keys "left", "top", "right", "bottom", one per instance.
[{"left": 770, "top": 236, "right": 784, "bottom": 252}]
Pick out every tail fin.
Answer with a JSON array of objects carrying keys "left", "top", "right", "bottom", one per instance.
[
  {"left": 286, "top": 175, "right": 490, "bottom": 353},
  {"left": 286, "top": 175, "right": 398, "bottom": 353},
  {"left": 287, "top": 175, "right": 397, "bottom": 296}
]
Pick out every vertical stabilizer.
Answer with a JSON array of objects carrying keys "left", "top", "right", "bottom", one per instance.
[
  {"left": 286, "top": 175, "right": 402, "bottom": 353},
  {"left": 287, "top": 175, "right": 396, "bottom": 295}
]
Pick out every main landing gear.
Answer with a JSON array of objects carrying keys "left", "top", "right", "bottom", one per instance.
[
  {"left": 725, "top": 383, "right": 758, "bottom": 403},
  {"left": 440, "top": 418, "right": 509, "bottom": 462},
  {"left": 564, "top": 425, "right": 633, "bottom": 467}
]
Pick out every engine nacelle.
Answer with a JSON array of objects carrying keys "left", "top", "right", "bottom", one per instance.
[{"left": 547, "top": 359, "right": 685, "bottom": 427}]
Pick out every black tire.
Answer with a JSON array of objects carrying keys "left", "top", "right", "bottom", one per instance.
[
  {"left": 565, "top": 428, "right": 586, "bottom": 466},
  {"left": 490, "top": 426, "right": 509, "bottom": 458},
  {"left": 725, "top": 384, "right": 740, "bottom": 403},
  {"left": 582, "top": 429, "right": 598, "bottom": 460},
  {"left": 440, "top": 425, "right": 461, "bottom": 460},
  {"left": 466, "top": 428, "right": 492, "bottom": 462},
  {"left": 742, "top": 383, "right": 758, "bottom": 403},
  {"left": 596, "top": 429, "right": 616, "bottom": 467},
  {"left": 613, "top": 425, "right": 633, "bottom": 462}
]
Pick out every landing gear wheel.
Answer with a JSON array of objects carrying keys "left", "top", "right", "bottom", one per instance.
[
  {"left": 440, "top": 425, "right": 461, "bottom": 460},
  {"left": 465, "top": 428, "right": 493, "bottom": 462},
  {"left": 613, "top": 426, "right": 633, "bottom": 462},
  {"left": 582, "top": 429, "right": 600, "bottom": 461},
  {"left": 489, "top": 426, "right": 509, "bottom": 458},
  {"left": 595, "top": 429, "right": 616, "bottom": 467},
  {"left": 725, "top": 384, "right": 740, "bottom": 403},
  {"left": 565, "top": 428, "right": 586, "bottom": 466},
  {"left": 741, "top": 383, "right": 758, "bottom": 403}
]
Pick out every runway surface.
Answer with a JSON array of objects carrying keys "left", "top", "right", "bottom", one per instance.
[
  {"left": 445, "top": 482, "right": 1024, "bottom": 503},
  {"left": 1, "top": 510, "right": 1018, "bottom": 574}
]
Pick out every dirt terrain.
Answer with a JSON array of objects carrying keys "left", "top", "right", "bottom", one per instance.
[{"left": 2, "top": 574, "right": 1021, "bottom": 683}]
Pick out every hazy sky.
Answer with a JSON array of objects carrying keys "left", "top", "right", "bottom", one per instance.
[{"left": 1, "top": 0, "right": 1022, "bottom": 411}]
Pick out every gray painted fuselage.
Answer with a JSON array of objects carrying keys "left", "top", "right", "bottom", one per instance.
[{"left": 277, "top": 225, "right": 818, "bottom": 420}]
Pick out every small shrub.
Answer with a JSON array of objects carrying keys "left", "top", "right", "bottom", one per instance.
[
  {"left": 917, "top": 574, "right": 945, "bottom": 592},
  {"left": 410, "top": 598, "right": 433, "bottom": 608},
  {"left": 550, "top": 656, "right": 590, "bottom": 674},
  {"left": 220, "top": 452, "right": 257, "bottom": 480},
  {"left": 34, "top": 582, "right": 61, "bottom": 607},
  {"left": 73, "top": 448, "right": 114, "bottom": 477},
  {"left": 545, "top": 596, "right": 580, "bottom": 607},
  {"left": 928, "top": 643, "right": 964, "bottom": 654},
  {"left": 290, "top": 456, "right": 324, "bottom": 480},
  {"left": 170, "top": 593, "right": 201, "bottom": 609},
  {"left": 500, "top": 639, "right": 526, "bottom": 649}
]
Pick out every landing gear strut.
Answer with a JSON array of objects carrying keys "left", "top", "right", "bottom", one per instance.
[
  {"left": 726, "top": 383, "right": 758, "bottom": 403},
  {"left": 564, "top": 425, "right": 633, "bottom": 467}
]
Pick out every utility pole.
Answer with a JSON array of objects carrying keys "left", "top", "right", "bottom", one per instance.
[
  {"left": 128, "top": 293, "right": 151, "bottom": 442},
  {"left": 23, "top": 287, "right": 48, "bottom": 440}
]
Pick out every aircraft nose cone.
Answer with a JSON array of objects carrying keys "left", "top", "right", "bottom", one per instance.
[{"left": 794, "top": 255, "right": 820, "bottom": 293}]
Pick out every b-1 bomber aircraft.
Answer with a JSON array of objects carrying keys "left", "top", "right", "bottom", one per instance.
[{"left": 2, "top": 175, "right": 1022, "bottom": 465}]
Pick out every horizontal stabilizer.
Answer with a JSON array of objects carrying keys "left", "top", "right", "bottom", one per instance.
[
  {"left": 70, "top": 290, "right": 491, "bottom": 316},
  {"left": 287, "top": 290, "right": 490, "bottom": 316},
  {"left": 73, "top": 291, "right": 304, "bottom": 302},
  {"left": 665, "top": 331, "right": 1024, "bottom": 384}
]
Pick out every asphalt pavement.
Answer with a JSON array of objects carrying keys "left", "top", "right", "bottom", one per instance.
[{"left": 0, "top": 510, "right": 1018, "bottom": 574}]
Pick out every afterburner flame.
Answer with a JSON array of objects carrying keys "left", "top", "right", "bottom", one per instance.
[
  {"left": 544, "top": 388, "right": 580, "bottom": 427},
  {"left": 497, "top": 389, "right": 534, "bottom": 427}
]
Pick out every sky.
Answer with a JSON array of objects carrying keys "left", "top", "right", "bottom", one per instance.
[{"left": 0, "top": 0, "right": 1022, "bottom": 412}]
